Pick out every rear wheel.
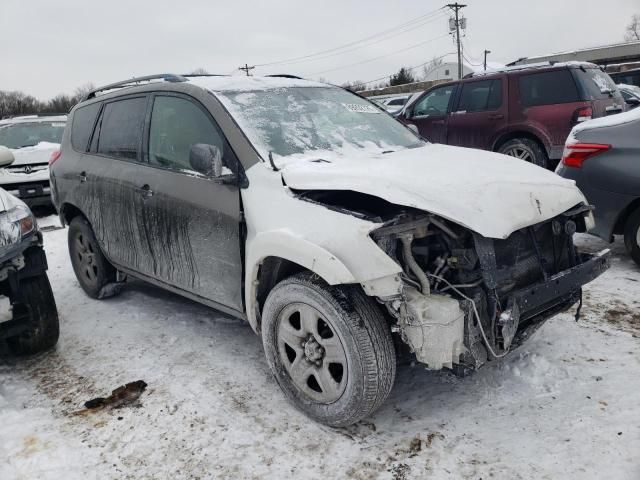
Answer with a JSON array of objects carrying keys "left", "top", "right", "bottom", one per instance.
[
  {"left": 68, "top": 216, "right": 118, "bottom": 299},
  {"left": 261, "top": 272, "right": 396, "bottom": 427},
  {"left": 7, "top": 273, "right": 59, "bottom": 355},
  {"left": 499, "top": 138, "right": 548, "bottom": 169},
  {"left": 624, "top": 208, "right": 640, "bottom": 267}
]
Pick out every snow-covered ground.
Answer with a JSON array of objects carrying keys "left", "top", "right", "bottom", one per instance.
[{"left": 1, "top": 216, "right": 639, "bottom": 480}]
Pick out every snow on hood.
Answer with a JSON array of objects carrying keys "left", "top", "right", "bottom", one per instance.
[
  {"left": 571, "top": 106, "right": 640, "bottom": 137},
  {"left": 0, "top": 187, "right": 26, "bottom": 213},
  {"left": 9, "top": 141, "right": 59, "bottom": 166},
  {"left": 280, "top": 144, "right": 586, "bottom": 239}
]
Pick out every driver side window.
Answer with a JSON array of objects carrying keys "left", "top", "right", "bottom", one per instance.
[
  {"left": 148, "top": 95, "right": 227, "bottom": 174},
  {"left": 412, "top": 85, "right": 455, "bottom": 117}
]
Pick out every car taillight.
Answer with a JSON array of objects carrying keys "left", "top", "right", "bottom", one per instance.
[
  {"left": 561, "top": 143, "right": 610, "bottom": 168},
  {"left": 49, "top": 150, "right": 61, "bottom": 165},
  {"left": 573, "top": 106, "right": 593, "bottom": 124}
]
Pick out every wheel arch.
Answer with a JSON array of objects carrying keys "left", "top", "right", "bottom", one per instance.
[
  {"left": 244, "top": 232, "right": 357, "bottom": 333},
  {"left": 613, "top": 197, "right": 640, "bottom": 236},
  {"left": 492, "top": 129, "right": 550, "bottom": 157},
  {"left": 58, "top": 202, "right": 86, "bottom": 227}
]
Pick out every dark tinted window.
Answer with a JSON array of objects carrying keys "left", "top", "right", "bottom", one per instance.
[
  {"left": 148, "top": 96, "right": 226, "bottom": 173},
  {"left": 519, "top": 70, "right": 580, "bottom": 107},
  {"left": 573, "top": 68, "right": 618, "bottom": 100},
  {"left": 611, "top": 71, "right": 640, "bottom": 88},
  {"left": 71, "top": 103, "right": 100, "bottom": 151},
  {"left": 457, "top": 79, "right": 502, "bottom": 112},
  {"left": 97, "top": 97, "right": 147, "bottom": 160}
]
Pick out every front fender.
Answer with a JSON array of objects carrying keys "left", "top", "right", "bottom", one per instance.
[{"left": 244, "top": 230, "right": 357, "bottom": 332}]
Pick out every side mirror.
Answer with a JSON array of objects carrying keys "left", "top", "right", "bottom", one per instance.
[
  {"left": 189, "top": 143, "right": 233, "bottom": 181},
  {"left": 0, "top": 146, "right": 15, "bottom": 168}
]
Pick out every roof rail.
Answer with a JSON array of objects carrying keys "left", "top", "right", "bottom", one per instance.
[
  {"left": 466, "top": 61, "right": 583, "bottom": 78},
  {"left": 265, "top": 74, "right": 304, "bottom": 79},
  {"left": 84, "top": 74, "right": 188, "bottom": 100}
]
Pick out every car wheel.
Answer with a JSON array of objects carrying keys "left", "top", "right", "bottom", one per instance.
[
  {"left": 261, "top": 272, "right": 396, "bottom": 427},
  {"left": 68, "top": 216, "right": 118, "bottom": 299},
  {"left": 624, "top": 207, "right": 640, "bottom": 267},
  {"left": 7, "top": 273, "right": 59, "bottom": 355},
  {"left": 499, "top": 138, "right": 548, "bottom": 169}
]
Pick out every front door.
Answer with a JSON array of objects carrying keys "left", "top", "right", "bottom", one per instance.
[
  {"left": 446, "top": 78, "right": 507, "bottom": 150},
  {"left": 133, "top": 93, "right": 244, "bottom": 311},
  {"left": 404, "top": 84, "right": 456, "bottom": 143}
]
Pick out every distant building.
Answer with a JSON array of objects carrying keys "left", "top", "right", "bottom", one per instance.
[
  {"left": 509, "top": 40, "right": 640, "bottom": 67},
  {"left": 422, "top": 62, "right": 473, "bottom": 82}
]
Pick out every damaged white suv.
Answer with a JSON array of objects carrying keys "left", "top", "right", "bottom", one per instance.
[{"left": 51, "top": 74, "right": 609, "bottom": 426}]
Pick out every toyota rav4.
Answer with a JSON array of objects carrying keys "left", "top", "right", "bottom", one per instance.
[{"left": 50, "top": 74, "right": 609, "bottom": 426}]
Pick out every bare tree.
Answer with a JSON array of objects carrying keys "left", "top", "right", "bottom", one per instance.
[
  {"left": 626, "top": 14, "right": 640, "bottom": 41},
  {"left": 190, "top": 68, "right": 210, "bottom": 75},
  {"left": 341, "top": 80, "right": 366, "bottom": 92}
]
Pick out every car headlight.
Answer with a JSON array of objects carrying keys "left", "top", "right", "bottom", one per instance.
[{"left": 0, "top": 205, "right": 36, "bottom": 250}]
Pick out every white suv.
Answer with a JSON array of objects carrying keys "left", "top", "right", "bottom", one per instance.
[{"left": 0, "top": 115, "right": 66, "bottom": 207}]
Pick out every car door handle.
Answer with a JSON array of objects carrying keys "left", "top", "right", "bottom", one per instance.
[
  {"left": 488, "top": 114, "right": 505, "bottom": 120},
  {"left": 77, "top": 171, "right": 87, "bottom": 183},
  {"left": 136, "top": 184, "right": 154, "bottom": 199}
]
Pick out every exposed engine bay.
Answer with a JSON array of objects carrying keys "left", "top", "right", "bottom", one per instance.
[
  {"left": 369, "top": 205, "right": 610, "bottom": 373},
  {"left": 294, "top": 189, "right": 610, "bottom": 374}
]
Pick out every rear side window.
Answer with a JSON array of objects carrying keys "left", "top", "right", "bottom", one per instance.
[
  {"left": 519, "top": 70, "right": 580, "bottom": 107},
  {"left": 97, "top": 97, "right": 147, "bottom": 161},
  {"left": 457, "top": 79, "right": 502, "bottom": 112},
  {"left": 573, "top": 68, "right": 618, "bottom": 100},
  {"left": 71, "top": 103, "right": 100, "bottom": 152}
]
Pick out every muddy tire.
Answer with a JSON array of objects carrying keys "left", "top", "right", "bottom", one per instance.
[
  {"left": 624, "top": 207, "right": 640, "bottom": 267},
  {"left": 498, "top": 138, "right": 548, "bottom": 169},
  {"left": 68, "top": 216, "right": 118, "bottom": 299},
  {"left": 7, "top": 273, "right": 59, "bottom": 355},
  {"left": 261, "top": 272, "right": 396, "bottom": 427}
]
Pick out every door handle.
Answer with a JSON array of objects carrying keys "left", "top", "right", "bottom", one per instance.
[
  {"left": 77, "top": 171, "right": 87, "bottom": 183},
  {"left": 136, "top": 184, "right": 154, "bottom": 199},
  {"left": 488, "top": 114, "right": 505, "bottom": 120}
]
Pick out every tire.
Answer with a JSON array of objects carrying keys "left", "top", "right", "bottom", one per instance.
[
  {"left": 68, "top": 216, "right": 118, "bottom": 299},
  {"left": 498, "top": 138, "right": 548, "bottom": 169},
  {"left": 261, "top": 272, "right": 396, "bottom": 427},
  {"left": 7, "top": 273, "right": 59, "bottom": 355},
  {"left": 624, "top": 207, "right": 640, "bottom": 267}
]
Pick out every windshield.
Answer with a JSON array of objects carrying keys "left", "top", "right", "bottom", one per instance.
[
  {"left": 0, "top": 121, "right": 65, "bottom": 149},
  {"left": 217, "top": 87, "right": 423, "bottom": 159},
  {"left": 574, "top": 68, "right": 621, "bottom": 100}
]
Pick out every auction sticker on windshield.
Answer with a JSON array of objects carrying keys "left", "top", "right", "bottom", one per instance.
[{"left": 343, "top": 103, "right": 380, "bottom": 114}]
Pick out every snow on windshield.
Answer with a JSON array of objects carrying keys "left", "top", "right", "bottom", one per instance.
[{"left": 216, "top": 86, "right": 422, "bottom": 160}]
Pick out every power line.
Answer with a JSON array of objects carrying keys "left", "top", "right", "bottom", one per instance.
[
  {"left": 254, "top": 7, "right": 446, "bottom": 67},
  {"left": 360, "top": 51, "right": 457, "bottom": 86},
  {"left": 309, "top": 33, "right": 450, "bottom": 76},
  {"left": 446, "top": 3, "right": 466, "bottom": 79}
]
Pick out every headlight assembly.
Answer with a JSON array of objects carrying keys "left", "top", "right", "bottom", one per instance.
[{"left": 0, "top": 205, "right": 36, "bottom": 249}]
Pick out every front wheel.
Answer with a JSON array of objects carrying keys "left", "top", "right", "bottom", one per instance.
[
  {"left": 261, "top": 272, "right": 396, "bottom": 427},
  {"left": 624, "top": 207, "right": 640, "bottom": 267},
  {"left": 498, "top": 138, "right": 548, "bottom": 169},
  {"left": 7, "top": 273, "right": 59, "bottom": 355}
]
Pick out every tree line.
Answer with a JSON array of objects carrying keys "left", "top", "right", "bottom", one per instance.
[{"left": 0, "top": 83, "right": 94, "bottom": 119}]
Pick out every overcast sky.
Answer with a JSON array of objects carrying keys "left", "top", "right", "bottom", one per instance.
[{"left": 1, "top": 0, "right": 638, "bottom": 100}]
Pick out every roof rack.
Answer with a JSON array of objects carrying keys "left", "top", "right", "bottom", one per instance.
[{"left": 84, "top": 74, "right": 188, "bottom": 100}]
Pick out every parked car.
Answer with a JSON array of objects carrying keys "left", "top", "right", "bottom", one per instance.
[
  {"left": 0, "top": 146, "right": 59, "bottom": 354},
  {"left": 51, "top": 74, "right": 609, "bottom": 426},
  {"left": 617, "top": 84, "right": 640, "bottom": 109},
  {"left": 610, "top": 68, "right": 640, "bottom": 88},
  {"left": 398, "top": 62, "right": 625, "bottom": 169},
  {"left": 556, "top": 107, "right": 640, "bottom": 266},
  {"left": 0, "top": 114, "right": 67, "bottom": 207},
  {"left": 383, "top": 95, "right": 410, "bottom": 113}
]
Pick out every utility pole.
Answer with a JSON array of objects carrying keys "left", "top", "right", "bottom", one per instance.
[
  {"left": 484, "top": 49, "right": 491, "bottom": 71},
  {"left": 239, "top": 64, "right": 255, "bottom": 76},
  {"left": 447, "top": 3, "right": 466, "bottom": 79}
]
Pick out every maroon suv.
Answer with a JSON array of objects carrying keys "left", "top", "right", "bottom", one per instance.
[{"left": 398, "top": 62, "right": 625, "bottom": 169}]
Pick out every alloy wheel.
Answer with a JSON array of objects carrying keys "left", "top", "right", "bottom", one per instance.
[
  {"left": 276, "top": 303, "right": 348, "bottom": 404},
  {"left": 504, "top": 146, "right": 533, "bottom": 162},
  {"left": 75, "top": 232, "right": 99, "bottom": 283}
]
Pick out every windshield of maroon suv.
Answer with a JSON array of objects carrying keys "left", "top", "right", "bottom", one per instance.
[
  {"left": 217, "top": 87, "right": 423, "bottom": 159},
  {"left": 0, "top": 122, "right": 65, "bottom": 149}
]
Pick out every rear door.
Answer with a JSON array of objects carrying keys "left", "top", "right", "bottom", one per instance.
[
  {"left": 132, "top": 92, "right": 244, "bottom": 312},
  {"left": 446, "top": 78, "right": 507, "bottom": 149},
  {"left": 403, "top": 84, "right": 456, "bottom": 143}
]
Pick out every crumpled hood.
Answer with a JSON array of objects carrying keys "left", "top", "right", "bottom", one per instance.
[
  {"left": 9, "top": 142, "right": 59, "bottom": 166},
  {"left": 0, "top": 187, "right": 24, "bottom": 214},
  {"left": 280, "top": 144, "right": 586, "bottom": 239}
]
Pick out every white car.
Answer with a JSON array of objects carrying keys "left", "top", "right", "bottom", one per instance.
[
  {"left": 383, "top": 95, "right": 410, "bottom": 113},
  {"left": 0, "top": 115, "right": 67, "bottom": 207}
]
